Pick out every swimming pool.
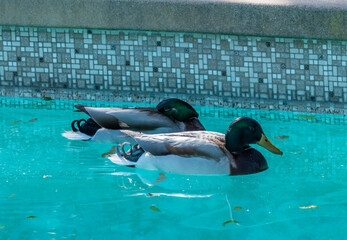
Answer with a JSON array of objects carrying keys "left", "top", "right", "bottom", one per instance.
[{"left": 1, "top": 103, "right": 346, "bottom": 239}]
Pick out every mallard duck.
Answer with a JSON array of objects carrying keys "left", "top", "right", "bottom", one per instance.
[
  {"left": 62, "top": 99, "right": 205, "bottom": 143},
  {"left": 109, "top": 117, "right": 283, "bottom": 175}
]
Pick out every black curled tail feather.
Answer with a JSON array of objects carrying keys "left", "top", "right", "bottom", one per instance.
[
  {"left": 71, "top": 118, "right": 101, "bottom": 136},
  {"left": 116, "top": 142, "right": 144, "bottom": 163},
  {"left": 71, "top": 120, "right": 79, "bottom": 132},
  {"left": 77, "top": 119, "right": 87, "bottom": 129}
]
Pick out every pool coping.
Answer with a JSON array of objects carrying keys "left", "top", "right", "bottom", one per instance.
[{"left": 2, "top": 0, "right": 347, "bottom": 41}]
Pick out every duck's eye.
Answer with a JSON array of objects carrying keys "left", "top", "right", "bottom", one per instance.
[
  {"left": 163, "top": 107, "right": 171, "bottom": 112},
  {"left": 248, "top": 126, "right": 254, "bottom": 132}
]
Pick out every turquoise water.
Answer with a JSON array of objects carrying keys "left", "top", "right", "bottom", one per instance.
[{"left": 0, "top": 106, "right": 346, "bottom": 239}]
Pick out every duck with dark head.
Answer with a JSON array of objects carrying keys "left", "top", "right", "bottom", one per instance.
[
  {"left": 109, "top": 117, "right": 283, "bottom": 175},
  {"left": 62, "top": 98, "right": 205, "bottom": 143},
  {"left": 225, "top": 117, "right": 282, "bottom": 175}
]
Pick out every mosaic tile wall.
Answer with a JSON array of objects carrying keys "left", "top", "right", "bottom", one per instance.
[{"left": 0, "top": 26, "right": 346, "bottom": 115}]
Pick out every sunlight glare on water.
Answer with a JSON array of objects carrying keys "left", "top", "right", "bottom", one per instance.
[{"left": 0, "top": 106, "right": 346, "bottom": 239}]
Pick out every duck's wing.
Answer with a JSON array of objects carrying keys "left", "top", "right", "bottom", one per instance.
[
  {"left": 90, "top": 129, "right": 136, "bottom": 144},
  {"left": 74, "top": 105, "right": 177, "bottom": 131},
  {"left": 74, "top": 105, "right": 123, "bottom": 129},
  {"left": 122, "top": 130, "right": 230, "bottom": 162}
]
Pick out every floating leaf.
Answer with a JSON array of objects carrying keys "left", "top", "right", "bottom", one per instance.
[
  {"left": 222, "top": 220, "right": 239, "bottom": 226},
  {"left": 150, "top": 206, "right": 160, "bottom": 212},
  {"left": 234, "top": 207, "right": 242, "bottom": 210},
  {"left": 298, "top": 115, "right": 315, "bottom": 120},
  {"left": 102, "top": 146, "right": 116, "bottom": 158},
  {"left": 147, "top": 193, "right": 158, "bottom": 197},
  {"left": 42, "top": 97, "right": 54, "bottom": 101},
  {"left": 29, "top": 118, "right": 38, "bottom": 122},
  {"left": 275, "top": 135, "right": 289, "bottom": 139},
  {"left": 0, "top": 226, "right": 6, "bottom": 229},
  {"left": 10, "top": 120, "right": 24, "bottom": 124},
  {"left": 151, "top": 173, "right": 167, "bottom": 185},
  {"left": 299, "top": 205, "right": 318, "bottom": 209},
  {"left": 6, "top": 194, "right": 15, "bottom": 198},
  {"left": 26, "top": 216, "right": 36, "bottom": 219}
]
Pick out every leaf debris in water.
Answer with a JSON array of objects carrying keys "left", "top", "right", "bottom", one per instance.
[
  {"left": 42, "top": 97, "right": 54, "bottom": 101},
  {"left": 102, "top": 146, "right": 116, "bottom": 158},
  {"left": 29, "top": 118, "right": 38, "bottom": 122},
  {"left": 6, "top": 194, "right": 15, "bottom": 198},
  {"left": 275, "top": 135, "right": 289, "bottom": 139},
  {"left": 147, "top": 193, "right": 159, "bottom": 197},
  {"left": 151, "top": 173, "right": 167, "bottom": 185},
  {"left": 26, "top": 216, "right": 36, "bottom": 219},
  {"left": 10, "top": 120, "right": 24, "bottom": 124},
  {"left": 222, "top": 220, "right": 239, "bottom": 226},
  {"left": 298, "top": 115, "right": 315, "bottom": 120},
  {"left": 234, "top": 207, "right": 242, "bottom": 210},
  {"left": 0, "top": 226, "right": 6, "bottom": 229},
  {"left": 299, "top": 205, "right": 318, "bottom": 209},
  {"left": 150, "top": 206, "right": 160, "bottom": 212}
]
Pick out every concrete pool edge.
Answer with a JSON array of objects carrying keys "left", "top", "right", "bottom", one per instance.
[{"left": 2, "top": 0, "right": 347, "bottom": 41}]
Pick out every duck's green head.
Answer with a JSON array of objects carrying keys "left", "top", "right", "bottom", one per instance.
[
  {"left": 225, "top": 117, "right": 283, "bottom": 155},
  {"left": 156, "top": 98, "right": 199, "bottom": 121}
]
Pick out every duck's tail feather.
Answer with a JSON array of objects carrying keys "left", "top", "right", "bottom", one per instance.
[
  {"left": 108, "top": 153, "right": 136, "bottom": 167},
  {"left": 108, "top": 142, "right": 144, "bottom": 167},
  {"left": 71, "top": 118, "right": 101, "bottom": 136},
  {"left": 62, "top": 131, "right": 92, "bottom": 141},
  {"left": 63, "top": 118, "right": 101, "bottom": 141}
]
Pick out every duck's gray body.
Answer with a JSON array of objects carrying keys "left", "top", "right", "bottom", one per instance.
[
  {"left": 109, "top": 117, "right": 283, "bottom": 175},
  {"left": 62, "top": 99, "right": 205, "bottom": 143}
]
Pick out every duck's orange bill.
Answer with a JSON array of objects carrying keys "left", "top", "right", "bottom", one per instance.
[{"left": 257, "top": 134, "right": 283, "bottom": 155}]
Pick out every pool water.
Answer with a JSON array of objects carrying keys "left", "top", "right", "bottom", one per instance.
[{"left": 0, "top": 106, "right": 346, "bottom": 239}]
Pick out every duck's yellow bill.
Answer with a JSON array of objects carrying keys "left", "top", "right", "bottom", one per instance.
[{"left": 257, "top": 134, "right": 283, "bottom": 155}]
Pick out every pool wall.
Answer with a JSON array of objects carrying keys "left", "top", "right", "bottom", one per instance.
[{"left": 0, "top": 0, "right": 346, "bottom": 115}]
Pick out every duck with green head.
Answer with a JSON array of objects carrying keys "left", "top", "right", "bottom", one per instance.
[
  {"left": 109, "top": 117, "right": 283, "bottom": 175},
  {"left": 62, "top": 98, "right": 205, "bottom": 143}
]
